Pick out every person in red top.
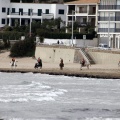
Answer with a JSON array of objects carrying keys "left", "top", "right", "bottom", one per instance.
[
  {"left": 10, "top": 58, "right": 17, "bottom": 68},
  {"left": 11, "top": 58, "right": 15, "bottom": 66},
  {"left": 80, "top": 58, "right": 85, "bottom": 70}
]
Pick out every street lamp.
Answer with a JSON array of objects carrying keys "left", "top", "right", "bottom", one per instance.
[
  {"left": 20, "top": 11, "right": 21, "bottom": 26},
  {"left": 29, "top": 8, "right": 33, "bottom": 37},
  {"left": 9, "top": 8, "right": 11, "bottom": 26},
  {"left": 72, "top": 10, "right": 75, "bottom": 46},
  {"left": 108, "top": 12, "right": 113, "bottom": 47}
]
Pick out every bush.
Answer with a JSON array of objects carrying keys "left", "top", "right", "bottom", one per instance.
[
  {"left": 3, "top": 39, "right": 10, "bottom": 48},
  {"left": 10, "top": 37, "right": 36, "bottom": 57},
  {"left": 36, "top": 30, "right": 95, "bottom": 39}
]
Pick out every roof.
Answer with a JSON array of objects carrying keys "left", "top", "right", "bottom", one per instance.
[{"left": 65, "top": 0, "right": 100, "bottom": 4}]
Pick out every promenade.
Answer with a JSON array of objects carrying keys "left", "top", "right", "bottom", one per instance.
[{"left": 0, "top": 51, "right": 120, "bottom": 79}]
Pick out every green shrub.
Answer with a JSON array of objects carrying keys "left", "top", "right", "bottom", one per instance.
[
  {"left": 10, "top": 37, "right": 35, "bottom": 57},
  {"left": 40, "top": 36, "right": 44, "bottom": 43}
]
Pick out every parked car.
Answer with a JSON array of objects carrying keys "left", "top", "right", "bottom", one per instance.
[{"left": 98, "top": 43, "right": 111, "bottom": 50}]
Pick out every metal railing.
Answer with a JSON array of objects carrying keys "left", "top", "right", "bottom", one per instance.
[
  {"left": 99, "top": 5, "right": 120, "bottom": 10},
  {"left": 8, "top": 12, "right": 53, "bottom": 17},
  {"left": 98, "top": 28, "right": 120, "bottom": 32},
  {"left": 79, "top": 48, "right": 95, "bottom": 64}
]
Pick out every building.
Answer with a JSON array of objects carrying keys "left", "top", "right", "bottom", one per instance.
[
  {"left": 0, "top": 0, "right": 66, "bottom": 28},
  {"left": 98, "top": 0, "right": 120, "bottom": 49},
  {"left": 65, "top": 0, "right": 99, "bottom": 33}
]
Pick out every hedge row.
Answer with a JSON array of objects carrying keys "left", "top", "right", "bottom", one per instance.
[
  {"left": 0, "top": 32, "right": 24, "bottom": 40},
  {"left": 36, "top": 31, "right": 95, "bottom": 40},
  {"left": 0, "top": 31, "right": 95, "bottom": 40}
]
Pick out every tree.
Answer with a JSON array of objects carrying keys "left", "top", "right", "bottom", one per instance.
[{"left": 10, "top": 37, "right": 35, "bottom": 57}]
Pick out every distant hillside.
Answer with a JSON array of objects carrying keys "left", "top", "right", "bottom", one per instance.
[{"left": 11, "top": 0, "right": 75, "bottom": 3}]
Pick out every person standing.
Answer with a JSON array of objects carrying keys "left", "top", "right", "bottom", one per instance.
[{"left": 59, "top": 58, "right": 64, "bottom": 70}]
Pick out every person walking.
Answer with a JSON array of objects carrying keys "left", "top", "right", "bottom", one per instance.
[
  {"left": 59, "top": 58, "right": 64, "bottom": 70},
  {"left": 10, "top": 58, "right": 17, "bottom": 68},
  {"left": 80, "top": 58, "right": 85, "bottom": 70}
]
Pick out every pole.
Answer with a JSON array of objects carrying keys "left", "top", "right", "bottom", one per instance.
[
  {"left": 41, "top": 12, "right": 43, "bottom": 23},
  {"left": 108, "top": 12, "right": 110, "bottom": 47},
  {"left": 29, "top": 8, "right": 32, "bottom": 37},
  {"left": 20, "top": 12, "right": 21, "bottom": 26},
  {"left": 9, "top": 9, "right": 11, "bottom": 26},
  {"left": 72, "top": 10, "right": 74, "bottom": 46}
]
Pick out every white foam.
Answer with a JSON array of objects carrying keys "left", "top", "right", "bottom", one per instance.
[
  {"left": 0, "top": 81, "right": 67, "bottom": 103},
  {"left": 85, "top": 118, "right": 120, "bottom": 120}
]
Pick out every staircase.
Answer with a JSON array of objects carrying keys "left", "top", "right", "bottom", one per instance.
[
  {"left": 79, "top": 48, "right": 95, "bottom": 64},
  {"left": 74, "top": 48, "right": 95, "bottom": 64}
]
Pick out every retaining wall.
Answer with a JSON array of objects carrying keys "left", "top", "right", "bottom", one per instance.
[
  {"left": 35, "top": 45, "right": 75, "bottom": 63},
  {"left": 87, "top": 50, "right": 120, "bottom": 64}
]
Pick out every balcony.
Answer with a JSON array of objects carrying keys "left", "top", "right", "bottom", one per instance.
[
  {"left": 98, "top": 17, "right": 115, "bottom": 21},
  {"left": 89, "top": 6, "right": 96, "bottom": 15},
  {"left": 7, "top": 12, "right": 54, "bottom": 19},
  {"left": 88, "top": 11, "right": 96, "bottom": 15},
  {"left": 98, "top": 16, "right": 120, "bottom": 21},
  {"left": 99, "top": 5, "right": 120, "bottom": 10},
  {"left": 98, "top": 28, "right": 120, "bottom": 32}
]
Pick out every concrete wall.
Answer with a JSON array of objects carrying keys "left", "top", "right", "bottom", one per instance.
[
  {"left": 40, "top": 38, "right": 98, "bottom": 47},
  {"left": 88, "top": 51, "right": 120, "bottom": 64},
  {"left": 35, "top": 46, "right": 75, "bottom": 63}
]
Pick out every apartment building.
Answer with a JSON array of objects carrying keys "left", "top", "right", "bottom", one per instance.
[
  {"left": 98, "top": 0, "right": 120, "bottom": 48},
  {"left": 0, "top": 0, "right": 66, "bottom": 28},
  {"left": 65, "top": 0, "right": 99, "bottom": 33}
]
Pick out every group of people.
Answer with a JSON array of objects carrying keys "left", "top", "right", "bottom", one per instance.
[
  {"left": 10, "top": 57, "right": 90, "bottom": 70},
  {"left": 10, "top": 57, "right": 43, "bottom": 70}
]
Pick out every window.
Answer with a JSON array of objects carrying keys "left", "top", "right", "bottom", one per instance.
[
  {"left": 46, "top": 9, "right": 49, "bottom": 14},
  {"left": 28, "top": 9, "right": 33, "bottom": 16},
  {"left": 19, "top": 8, "right": 23, "bottom": 15},
  {"left": 58, "top": 9, "right": 64, "bottom": 14},
  {"left": 38, "top": 9, "right": 42, "bottom": 16},
  {"left": 2, "top": 19, "right": 5, "bottom": 24},
  {"left": 7, "top": 8, "right": 9, "bottom": 15},
  {"left": 12, "top": 8, "right": 15, "bottom": 13},
  {"left": 2, "top": 7, "right": 6, "bottom": 12}
]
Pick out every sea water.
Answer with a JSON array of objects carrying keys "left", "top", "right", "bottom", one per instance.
[{"left": 0, "top": 72, "right": 120, "bottom": 120}]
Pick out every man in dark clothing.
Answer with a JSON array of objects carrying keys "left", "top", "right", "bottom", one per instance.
[
  {"left": 34, "top": 57, "right": 42, "bottom": 69},
  {"left": 59, "top": 58, "right": 64, "bottom": 70}
]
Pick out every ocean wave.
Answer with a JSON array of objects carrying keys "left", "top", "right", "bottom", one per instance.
[
  {"left": 85, "top": 118, "right": 120, "bottom": 120},
  {"left": 0, "top": 81, "right": 67, "bottom": 103}
]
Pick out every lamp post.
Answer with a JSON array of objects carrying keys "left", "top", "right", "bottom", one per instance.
[
  {"left": 72, "top": 10, "right": 75, "bottom": 46},
  {"left": 41, "top": 12, "right": 43, "bottom": 24},
  {"left": 29, "top": 8, "right": 33, "bottom": 37},
  {"left": 108, "top": 12, "right": 110, "bottom": 47},
  {"left": 108, "top": 12, "right": 113, "bottom": 47},
  {"left": 20, "top": 11, "right": 21, "bottom": 26},
  {"left": 9, "top": 9, "right": 11, "bottom": 26}
]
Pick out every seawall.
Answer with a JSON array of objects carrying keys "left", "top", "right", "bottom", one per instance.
[{"left": 35, "top": 45, "right": 75, "bottom": 63}]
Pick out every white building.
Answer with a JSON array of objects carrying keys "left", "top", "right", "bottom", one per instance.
[
  {"left": 0, "top": 0, "right": 66, "bottom": 28},
  {"left": 98, "top": 0, "right": 120, "bottom": 49},
  {"left": 65, "top": 0, "right": 99, "bottom": 33}
]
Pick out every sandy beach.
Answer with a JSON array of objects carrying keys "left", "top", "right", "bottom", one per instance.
[{"left": 0, "top": 51, "right": 120, "bottom": 79}]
